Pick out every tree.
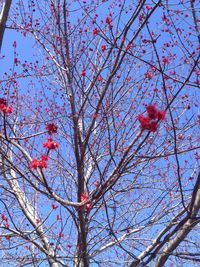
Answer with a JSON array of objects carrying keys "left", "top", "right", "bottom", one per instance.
[{"left": 0, "top": 0, "right": 200, "bottom": 266}]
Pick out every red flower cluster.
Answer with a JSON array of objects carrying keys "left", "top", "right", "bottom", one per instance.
[
  {"left": 145, "top": 72, "right": 153, "bottom": 79},
  {"left": 30, "top": 155, "right": 49, "bottom": 169},
  {"left": 81, "top": 69, "right": 86, "bottom": 76},
  {"left": 146, "top": 105, "right": 166, "bottom": 120},
  {"left": 43, "top": 138, "right": 59, "bottom": 149},
  {"left": 146, "top": 5, "right": 153, "bottom": 10},
  {"left": 81, "top": 192, "right": 92, "bottom": 211},
  {"left": 52, "top": 203, "right": 58, "bottom": 210},
  {"left": 59, "top": 231, "right": 64, "bottom": 238},
  {"left": 30, "top": 124, "right": 59, "bottom": 170},
  {"left": 138, "top": 105, "right": 165, "bottom": 132},
  {"left": 46, "top": 123, "right": 58, "bottom": 134},
  {"left": 81, "top": 192, "right": 88, "bottom": 201},
  {"left": 0, "top": 98, "right": 13, "bottom": 114},
  {"left": 101, "top": 44, "right": 107, "bottom": 52},
  {"left": 1, "top": 214, "right": 9, "bottom": 227},
  {"left": 1, "top": 214, "right": 8, "bottom": 222},
  {"left": 93, "top": 28, "right": 100, "bottom": 35},
  {"left": 105, "top": 17, "right": 112, "bottom": 24},
  {"left": 94, "top": 180, "right": 99, "bottom": 188},
  {"left": 126, "top": 43, "right": 132, "bottom": 51}
]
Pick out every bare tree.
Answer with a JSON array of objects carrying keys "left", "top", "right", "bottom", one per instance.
[{"left": 0, "top": 1, "right": 200, "bottom": 266}]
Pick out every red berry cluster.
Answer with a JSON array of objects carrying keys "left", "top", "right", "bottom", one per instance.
[
  {"left": 138, "top": 105, "right": 165, "bottom": 132},
  {"left": 0, "top": 98, "right": 13, "bottom": 114},
  {"left": 30, "top": 124, "right": 59, "bottom": 170}
]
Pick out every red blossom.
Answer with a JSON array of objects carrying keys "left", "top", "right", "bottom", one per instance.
[
  {"left": 81, "top": 192, "right": 89, "bottom": 202},
  {"left": 43, "top": 138, "right": 59, "bottom": 149},
  {"left": 52, "top": 203, "right": 58, "bottom": 210},
  {"left": 105, "top": 17, "right": 112, "bottom": 24},
  {"left": 0, "top": 104, "right": 6, "bottom": 111},
  {"left": 146, "top": 105, "right": 158, "bottom": 119},
  {"left": 57, "top": 215, "right": 61, "bottom": 221},
  {"left": 0, "top": 98, "right": 7, "bottom": 105},
  {"left": 2, "top": 214, "right": 9, "bottom": 227},
  {"left": 59, "top": 232, "right": 64, "bottom": 238},
  {"left": 195, "top": 70, "right": 200, "bottom": 75},
  {"left": 137, "top": 114, "right": 151, "bottom": 130},
  {"left": 101, "top": 44, "right": 107, "bottom": 52},
  {"left": 157, "top": 110, "right": 166, "bottom": 120},
  {"left": 38, "top": 159, "right": 48, "bottom": 168},
  {"left": 46, "top": 123, "right": 58, "bottom": 134},
  {"left": 2, "top": 105, "right": 13, "bottom": 114},
  {"left": 81, "top": 69, "right": 86, "bottom": 76},
  {"left": 148, "top": 121, "right": 158, "bottom": 132},
  {"left": 146, "top": 5, "right": 153, "bottom": 10},
  {"left": 81, "top": 192, "right": 92, "bottom": 211},
  {"left": 1, "top": 214, "right": 8, "bottom": 222},
  {"left": 0, "top": 98, "right": 13, "bottom": 114},
  {"left": 85, "top": 203, "right": 92, "bottom": 211},
  {"left": 97, "top": 76, "right": 103, "bottom": 81},
  {"left": 138, "top": 105, "right": 166, "bottom": 132},
  {"left": 13, "top": 41, "right": 17, "bottom": 48},
  {"left": 36, "top": 219, "right": 41, "bottom": 224},
  {"left": 92, "top": 113, "right": 99, "bottom": 119},
  {"left": 14, "top": 58, "right": 19, "bottom": 64},
  {"left": 162, "top": 57, "right": 169, "bottom": 64},
  {"left": 93, "top": 28, "right": 100, "bottom": 35},
  {"left": 29, "top": 159, "right": 40, "bottom": 169},
  {"left": 145, "top": 72, "right": 153, "bottom": 79},
  {"left": 126, "top": 43, "right": 132, "bottom": 51},
  {"left": 94, "top": 180, "right": 99, "bottom": 188},
  {"left": 41, "top": 154, "right": 49, "bottom": 161},
  {"left": 147, "top": 105, "right": 166, "bottom": 120},
  {"left": 30, "top": 154, "right": 49, "bottom": 169}
]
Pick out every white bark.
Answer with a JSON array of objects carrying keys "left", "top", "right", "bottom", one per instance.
[
  {"left": 155, "top": 180, "right": 200, "bottom": 267},
  {"left": 0, "top": 0, "right": 12, "bottom": 51},
  {"left": 5, "top": 145, "right": 60, "bottom": 266}
]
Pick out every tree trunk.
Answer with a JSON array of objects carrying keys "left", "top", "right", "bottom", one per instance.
[{"left": 0, "top": 0, "right": 12, "bottom": 50}]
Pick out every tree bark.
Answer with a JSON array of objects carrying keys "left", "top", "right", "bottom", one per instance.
[
  {"left": 154, "top": 173, "right": 200, "bottom": 267},
  {"left": 0, "top": 0, "right": 12, "bottom": 51}
]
